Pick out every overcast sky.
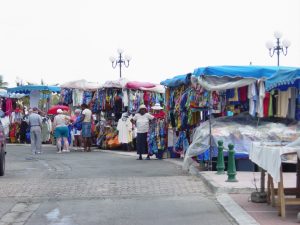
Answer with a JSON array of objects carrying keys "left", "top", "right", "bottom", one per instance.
[{"left": 0, "top": 0, "right": 299, "bottom": 87}]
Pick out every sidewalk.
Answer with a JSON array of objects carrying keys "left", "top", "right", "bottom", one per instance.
[{"left": 197, "top": 170, "right": 300, "bottom": 224}]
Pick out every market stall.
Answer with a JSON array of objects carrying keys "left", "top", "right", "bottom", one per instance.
[
  {"left": 161, "top": 73, "right": 209, "bottom": 159},
  {"left": 7, "top": 85, "right": 60, "bottom": 143},
  {"left": 95, "top": 78, "right": 165, "bottom": 152},
  {"left": 183, "top": 65, "right": 300, "bottom": 170}
]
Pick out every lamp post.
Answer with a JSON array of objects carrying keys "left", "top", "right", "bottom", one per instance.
[
  {"left": 109, "top": 49, "right": 131, "bottom": 78},
  {"left": 266, "top": 31, "right": 291, "bottom": 66}
]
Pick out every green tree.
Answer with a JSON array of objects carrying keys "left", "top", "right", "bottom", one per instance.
[{"left": 0, "top": 75, "right": 8, "bottom": 89}]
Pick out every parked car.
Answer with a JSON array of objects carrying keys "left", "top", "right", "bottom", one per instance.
[{"left": 0, "top": 121, "right": 6, "bottom": 176}]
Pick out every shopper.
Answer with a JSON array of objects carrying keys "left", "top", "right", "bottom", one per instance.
[
  {"left": 131, "top": 104, "right": 154, "bottom": 160},
  {"left": 28, "top": 107, "right": 42, "bottom": 154},
  {"left": 53, "top": 109, "right": 71, "bottom": 153},
  {"left": 80, "top": 104, "right": 92, "bottom": 152},
  {"left": 72, "top": 109, "right": 83, "bottom": 150}
]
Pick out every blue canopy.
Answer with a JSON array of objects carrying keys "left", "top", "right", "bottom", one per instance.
[
  {"left": 8, "top": 85, "right": 61, "bottom": 94},
  {"left": 265, "top": 68, "right": 300, "bottom": 91},
  {"left": 160, "top": 73, "right": 191, "bottom": 87},
  {"left": 193, "top": 65, "right": 296, "bottom": 79}
]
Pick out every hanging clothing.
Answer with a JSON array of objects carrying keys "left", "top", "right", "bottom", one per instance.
[
  {"left": 228, "top": 88, "right": 239, "bottom": 102},
  {"left": 72, "top": 89, "right": 84, "bottom": 106},
  {"left": 123, "top": 90, "right": 129, "bottom": 107},
  {"left": 247, "top": 83, "right": 258, "bottom": 117},
  {"left": 257, "top": 81, "right": 265, "bottom": 118},
  {"left": 30, "top": 90, "right": 40, "bottom": 108},
  {"left": 239, "top": 86, "right": 248, "bottom": 102},
  {"left": 287, "top": 87, "right": 297, "bottom": 119},
  {"left": 263, "top": 92, "right": 270, "bottom": 117},
  {"left": 5, "top": 98, "right": 13, "bottom": 116},
  {"left": 277, "top": 90, "right": 289, "bottom": 118},
  {"left": 117, "top": 113, "right": 132, "bottom": 144}
]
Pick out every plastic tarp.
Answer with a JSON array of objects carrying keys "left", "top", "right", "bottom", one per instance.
[
  {"left": 265, "top": 67, "right": 300, "bottom": 91},
  {"left": 160, "top": 73, "right": 191, "bottom": 87},
  {"left": 103, "top": 78, "right": 129, "bottom": 89},
  {"left": 184, "top": 113, "right": 300, "bottom": 170},
  {"left": 60, "top": 79, "right": 102, "bottom": 90},
  {"left": 197, "top": 76, "right": 255, "bottom": 91},
  {"left": 8, "top": 85, "right": 61, "bottom": 94},
  {"left": 193, "top": 65, "right": 295, "bottom": 79}
]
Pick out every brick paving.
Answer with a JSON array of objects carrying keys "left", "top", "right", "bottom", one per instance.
[{"left": 0, "top": 176, "right": 209, "bottom": 200}]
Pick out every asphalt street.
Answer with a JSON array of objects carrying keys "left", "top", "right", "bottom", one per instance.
[{"left": 0, "top": 145, "right": 236, "bottom": 225}]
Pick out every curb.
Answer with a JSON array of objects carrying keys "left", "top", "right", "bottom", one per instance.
[
  {"left": 196, "top": 171, "right": 256, "bottom": 194},
  {"left": 216, "top": 193, "right": 260, "bottom": 225},
  {"left": 189, "top": 164, "right": 260, "bottom": 225}
]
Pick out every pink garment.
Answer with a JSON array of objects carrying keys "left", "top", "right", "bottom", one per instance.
[
  {"left": 5, "top": 98, "right": 13, "bottom": 116},
  {"left": 125, "top": 81, "right": 155, "bottom": 89},
  {"left": 144, "top": 92, "right": 150, "bottom": 106}
]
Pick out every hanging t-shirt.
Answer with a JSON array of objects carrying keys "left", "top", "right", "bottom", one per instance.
[
  {"left": 30, "top": 90, "right": 40, "bottom": 108},
  {"left": 257, "top": 81, "right": 265, "bottom": 118},
  {"left": 277, "top": 90, "right": 289, "bottom": 118},
  {"left": 117, "top": 115, "right": 132, "bottom": 144},
  {"left": 228, "top": 88, "right": 239, "bottom": 102},
  {"left": 239, "top": 86, "right": 248, "bottom": 102},
  {"left": 72, "top": 89, "right": 84, "bottom": 106},
  {"left": 263, "top": 92, "right": 270, "bottom": 117},
  {"left": 247, "top": 83, "right": 258, "bottom": 117},
  {"left": 123, "top": 90, "right": 129, "bottom": 107}
]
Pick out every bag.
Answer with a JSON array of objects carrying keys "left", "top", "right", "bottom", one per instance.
[
  {"left": 107, "top": 136, "right": 121, "bottom": 149},
  {"left": 74, "top": 116, "right": 82, "bottom": 130}
]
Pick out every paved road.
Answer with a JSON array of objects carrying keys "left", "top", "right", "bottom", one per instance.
[{"left": 0, "top": 145, "right": 236, "bottom": 225}]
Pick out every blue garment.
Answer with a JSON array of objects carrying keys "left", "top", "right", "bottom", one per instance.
[
  {"left": 226, "top": 89, "right": 235, "bottom": 98},
  {"left": 82, "top": 122, "right": 92, "bottom": 138}
]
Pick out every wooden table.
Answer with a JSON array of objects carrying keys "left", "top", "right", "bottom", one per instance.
[{"left": 250, "top": 142, "right": 300, "bottom": 218}]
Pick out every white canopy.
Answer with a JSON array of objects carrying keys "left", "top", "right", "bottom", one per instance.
[
  {"left": 102, "top": 78, "right": 129, "bottom": 89},
  {"left": 60, "top": 79, "right": 102, "bottom": 91}
]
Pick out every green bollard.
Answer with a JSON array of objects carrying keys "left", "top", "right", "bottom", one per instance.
[
  {"left": 216, "top": 140, "right": 225, "bottom": 174},
  {"left": 226, "top": 144, "right": 238, "bottom": 182}
]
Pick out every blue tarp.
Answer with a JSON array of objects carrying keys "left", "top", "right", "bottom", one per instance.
[
  {"left": 265, "top": 68, "right": 300, "bottom": 91},
  {"left": 193, "top": 65, "right": 296, "bottom": 79},
  {"left": 7, "top": 85, "right": 61, "bottom": 94},
  {"left": 160, "top": 73, "right": 191, "bottom": 87}
]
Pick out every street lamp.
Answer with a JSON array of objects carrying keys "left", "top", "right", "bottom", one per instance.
[
  {"left": 109, "top": 49, "right": 131, "bottom": 78},
  {"left": 266, "top": 31, "right": 291, "bottom": 66}
]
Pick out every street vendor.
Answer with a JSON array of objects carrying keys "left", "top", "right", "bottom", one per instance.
[{"left": 131, "top": 104, "right": 154, "bottom": 160}]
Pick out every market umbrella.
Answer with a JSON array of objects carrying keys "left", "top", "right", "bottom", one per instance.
[{"left": 47, "top": 105, "right": 70, "bottom": 115}]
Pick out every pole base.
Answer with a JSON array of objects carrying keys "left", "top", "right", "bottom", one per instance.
[
  {"left": 250, "top": 191, "right": 267, "bottom": 203},
  {"left": 216, "top": 171, "right": 225, "bottom": 175},
  {"left": 226, "top": 178, "right": 238, "bottom": 182}
]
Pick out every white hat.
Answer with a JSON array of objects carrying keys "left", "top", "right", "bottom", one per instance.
[
  {"left": 139, "top": 104, "right": 147, "bottom": 110},
  {"left": 57, "top": 109, "right": 63, "bottom": 114},
  {"left": 151, "top": 103, "right": 163, "bottom": 110}
]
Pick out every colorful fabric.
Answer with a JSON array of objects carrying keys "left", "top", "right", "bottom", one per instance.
[{"left": 82, "top": 122, "right": 92, "bottom": 138}]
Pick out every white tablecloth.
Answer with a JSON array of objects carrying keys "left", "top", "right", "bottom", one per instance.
[{"left": 249, "top": 142, "right": 299, "bottom": 183}]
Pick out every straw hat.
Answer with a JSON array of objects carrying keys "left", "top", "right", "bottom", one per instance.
[
  {"left": 151, "top": 103, "right": 163, "bottom": 110},
  {"left": 139, "top": 104, "right": 147, "bottom": 110}
]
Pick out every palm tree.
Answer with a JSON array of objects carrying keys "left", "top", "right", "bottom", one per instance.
[{"left": 0, "top": 75, "right": 8, "bottom": 89}]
